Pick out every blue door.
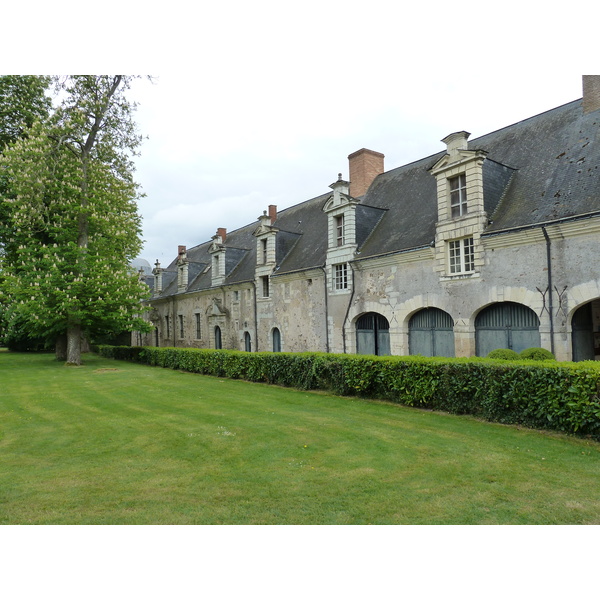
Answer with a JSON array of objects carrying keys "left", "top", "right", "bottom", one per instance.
[
  {"left": 409, "top": 308, "right": 455, "bottom": 357},
  {"left": 356, "top": 313, "right": 390, "bottom": 356},
  {"left": 475, "top": 302, "right": 540, "bottom": 357}
]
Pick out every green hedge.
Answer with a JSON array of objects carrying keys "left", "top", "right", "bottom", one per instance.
[{"left": 96, "top": 345, "right": 600, "bottom": 440}]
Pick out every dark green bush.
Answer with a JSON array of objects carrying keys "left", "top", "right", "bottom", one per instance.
[
  {"left": 96, "top": 346, "right": 600, "bottom": 440},
  {"left": 520, "top": 347, "right": 555, "bottom": 361},
  {"left": 487, "top": 348, "right": 520, "bottom": 360}
]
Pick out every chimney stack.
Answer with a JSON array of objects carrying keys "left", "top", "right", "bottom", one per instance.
[
  {"left": 217, "top": 227, "right": 227, "bottom": 243},
  {"left": 348, "top": 148, "right": 384, "bottom": 198},
  {"left": 178, "top": 245, "right": 186, "bottom": 257},
  {"left": 583, "top": 75, "right": 600, "bottom": 114},
  {"left": 268, "top": 205, "right": 277, "bottom": 223}
]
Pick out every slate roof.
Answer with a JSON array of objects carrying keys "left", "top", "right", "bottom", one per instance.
[{"left": 153, "top": 97, "right": 600, "bottom": 298}]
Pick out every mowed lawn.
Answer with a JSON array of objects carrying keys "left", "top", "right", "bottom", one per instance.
[{"left": 1, "top": 351, "right": 599, "bottom": 524}]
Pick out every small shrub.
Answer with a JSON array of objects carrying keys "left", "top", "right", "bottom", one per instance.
[
  {"left": 487, "top": 348, "right": 520, "bottom": 360},
  {"left": 520, "top": 347, "right": 555, "bottom": 361}
]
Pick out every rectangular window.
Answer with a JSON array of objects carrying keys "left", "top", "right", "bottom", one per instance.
[
  {"left": 261, "top": 275, "right": 270, "bottom": 298},
  {"left": 261, "top": 238, "right": 268, "bottom": 264},
  {"left": 335, "top": 215, "right": 345, "bottom": 246},
  {"left": 450, "top": 174, "right": 467, "bottom": 218},
  {"left": 164, "top": 316, "right": 170, "bottom": 338},
  {"left": 334, "top": 263, "right": 348, "bottom": 290},
  {"left": 195, "top": 313, "right": 201, "bottom": 339},
  {"left": 178, "top": 315, "right": 184, "bottom": 338},
  {"left": 449, "top": 237, "right": 475, "bottom": 274}
]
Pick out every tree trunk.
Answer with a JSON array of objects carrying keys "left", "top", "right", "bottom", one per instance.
[
  {"left": 55, "top": 334, "right": 67, "bottom": 361},
  {"left": 66, "top": 324, "right": 82, "bottom": 365}
]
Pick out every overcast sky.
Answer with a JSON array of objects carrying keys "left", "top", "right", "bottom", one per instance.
[
  {"left": 4, "top": 0, "right": 599, "bottom": 589},
  {"left": 10, "top": 0, "right": 599, "bottom": 268}
]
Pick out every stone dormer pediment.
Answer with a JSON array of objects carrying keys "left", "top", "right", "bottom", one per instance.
[
  {"left": 430, "top": 148, "right": 488, "bottom": 175},
  {"left": 253, "top": 223, "right": 279, "bottom": 237},
  {"left": 323, "top": 175, "right": 357, "bottom": 213},
  {"left": 209, "top": 240, "right": 223, "bottom": 254}
]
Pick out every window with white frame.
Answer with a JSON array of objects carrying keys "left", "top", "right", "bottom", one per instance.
[
  {"left": 334, "top": 263, "right": 349, "bottom": 290},
  {"left": 335, "top": 215, "right": 345, "bottom": 246},
  {"left": 449, "top": 237, "right": 475, "bottom": 274},
  {"left": 449, "top": 173, "right": 467, "bottom": 218}
]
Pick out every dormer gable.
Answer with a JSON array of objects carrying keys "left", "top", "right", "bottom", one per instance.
[
  {"left": 208, "top": 228, "right": 227, "bottom": 286},
  {"left": 176, "top": 245, "right": 189, "bottom": 291},
  {"left": 253, "top": 206, "right": 279, "bottom": 266},
  {"left": 431, "top": 132, "right": 489, "bottom": 280},
  {"left": 152, "top": 259, "right": 163, "bottom": 296},
  {"left": 430, "top": 132, "right": 488, "bottom": 222},
  {"left": 323, "top": 174, "right": 358, "bottom": 249}
]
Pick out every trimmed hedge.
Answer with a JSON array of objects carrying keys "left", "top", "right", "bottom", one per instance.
[{"left": 96, "top": 345, "right": 600, "bottom": 440}]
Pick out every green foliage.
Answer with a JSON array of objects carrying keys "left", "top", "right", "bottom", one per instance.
[
  {"left": 97, "top": 346, "right": 600, "bottom": 440},
  {"left": 487, "top": 348, "right": 520, "bottom": 360},
  {"left": 520, "top": 347, "right": 556, "bottom": 361},
  {"left": 0, "top": 76, "right": 151, "bottom": 363},
  {"left": 0, "top": 75, "right": 52, "bottom": 151}
]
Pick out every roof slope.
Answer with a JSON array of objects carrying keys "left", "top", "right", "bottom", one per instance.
[{"left": 152, "top": 97, "right": 600, "bottom": 297}]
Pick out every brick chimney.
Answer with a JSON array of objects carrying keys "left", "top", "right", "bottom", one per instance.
[
  {"left": 583, "top": 75, "right": 600, "bottom": 114},
  {"left": 178, "top": 245, "right": 186, "bottom": 258},
  {"left": 217, "top": 227, "right": 227, "bottom": 243},
  {"left": 348, "top": 148, "right": 384, "bottom": 198},
  {"left": 268, "top": 205, "right": 277, "bottom": 223}
]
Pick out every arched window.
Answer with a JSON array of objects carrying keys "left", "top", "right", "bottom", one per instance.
[
  {"left": 409, "top": 308, "right": 455, "bottom": 357},
  {"left": 356, "top": 312, "right": 390, "bottom": 356},
  {"left": 272, "top": 327, "right": 281, "bottom": 352},
  {"left": 244, "top": 331, "right": 252, "bottom": 352},
  {"left": 475, "top": 302, "right": 540, "bottom": 356},
  {"left": 214, "top": 326, "right": 222, "bottom": 350}
]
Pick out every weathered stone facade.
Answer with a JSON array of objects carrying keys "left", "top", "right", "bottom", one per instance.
[{"left": 136, "top": 77, "right": 600, "bottom": 362}]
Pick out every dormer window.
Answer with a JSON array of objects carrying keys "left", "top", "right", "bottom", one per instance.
[
  {"left": 261, "top": 238, "right": 268, "bottom": 263},
  {"left": 335, "top": 215, "right": 345, "bottom": 246},
  {"left": 449, "top": 174, "right": 467, "bottom": 218}
]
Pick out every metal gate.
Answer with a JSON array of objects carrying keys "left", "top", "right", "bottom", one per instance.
[
  {"left": 572, "top": 303, "right": 595, "bottom": 361},
  {"left": 409, "top": 308, "right": 455, "bottom": 357},
  {"left": 475, "top": 302, "right": 540, "bottom": 356},
  {"left": 356, "top": 313, "right": 390, "bottom": 356}
]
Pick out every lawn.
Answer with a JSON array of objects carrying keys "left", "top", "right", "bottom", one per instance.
[{"left": 1, "top": 350, "right": 599, "bottom": 524}]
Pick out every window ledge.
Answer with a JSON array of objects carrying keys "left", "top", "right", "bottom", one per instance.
[{"left": 440, "top": 272, "right": 480, "bottom": 282}]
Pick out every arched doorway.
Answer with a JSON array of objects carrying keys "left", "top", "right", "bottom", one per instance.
[
  {"left": 244, "top": 331, "right": 252, "bottom": 352},
  {"left": 572, "top": 300, "right": 600, "bottom": 361},
  {"left": 272, "top": 327, "right": 281, "bottom": 352},
  {"left": 409, "top": 308, "right": 455, "bottom": 357},
  {"left": 214, "top": 326, "right": 222, "bottom": 350},
  {"left": 356, "top": 312, "right": 390, "bottom": 356},
  {"left": 475, "top": 302, "right": 540, "bottom": 356}
]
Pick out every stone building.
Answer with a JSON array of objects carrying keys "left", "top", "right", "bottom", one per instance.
[{"left": 137, "top": 76, "right": 600, "bottom": 362}]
